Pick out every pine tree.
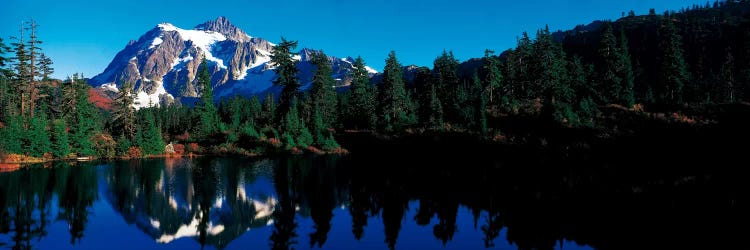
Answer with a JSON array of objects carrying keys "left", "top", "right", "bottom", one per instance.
[
  {"left": 427, "top": 84, "right": 443, "bottom": 130},
  {"left": 481, "top": 49, "right": 503, "bottom": 105},
  {"left": 37, "top": 53, "right": 53, "bottom": 80},
  {"left": 617, "top": 28, "right": 635, "bottom": 107},
  {"left": 11, "top": 27, "right": 30, "bottom": 117},
  {"left": 140, "top": 108, "right": 165, "bottom": 155},
  {"left": 196, "top": 59, "right": 220, "bottom": 138},
  {"left": 69, "top": 74, "right": 98, "bottom": 156},
  {"left": 309, "top": 51, "right": 337, "bottom": 136},
  {"left": 532, "top": 26, "right": 574, "bottom": 122},
  {"left": 378, "top": 51, "right": 415, "bottom": 131},
  {"left": 658, "top": 16, "right": 689, "bottom": 104},
  {"left": 112, "top": 82, "right": 136, "bottom": 139},
  {"left": 472, "top": 73, "right": 488, "bottom": 135},
  {"left": 596, "top": 23, "right": 622, "bottom": 104},
  {"left": 719, "top": 47, "right": 736, "bottom": 102},
  {"left": 432, "top": 51, "right": 459, "bottom": 122},
  {"left": 271, "top": 38, "right": 300, "bottom": 121},
  {"left": 51, "top": 119, "right": 70, "bottom": 158},
  {"left": 26, "top": 113, "right": 51, "bottom": 157},
  {"left": 115, "top": 133, "right": 131, "bottom": 157},
  {"left": 0, "top": 115, "right": 23, "bottom": 153},
  {"left": 347, "top": 56, "right": 376, "bottom": 130}
]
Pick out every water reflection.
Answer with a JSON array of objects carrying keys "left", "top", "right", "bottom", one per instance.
[{"left": 0, "top": 154, "right": 745, "bottom": 249}]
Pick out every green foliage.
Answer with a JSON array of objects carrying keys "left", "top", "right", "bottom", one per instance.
[
  {"left": 481, "top": 49, "right": 504, "bottom": 105},
  {"left": 241, "top": 122, "right": 259, "bottom": 138},
  {"left": 196, "top": 59, "right": 220, "bottom": 138},
  {"left": 296, "top": 125, "right": 313, "bottom": 148},
  {"left": 26, "top": 114, "right": 52, "bottom": 157},
  {"left": 116, "top": 133, "right": 131, "bottom": 157},
  {"left": 112, "top": 81, "right": 136, "bottom": 138},
  {"left": 140, "top": 108, "right": 165, "bottom": 156},
  {"left": 321, "top": 132, "right": 340, "bottom": 151},
  {"left": 309, "top": 51, "right": 337, "bottom": 131},
  {"left": 658, "top": 16, "right": 689, "bottom": 104},
  {"left": 51, "top": 119, "right": 71, "bottom": 158},
  {"left": 0, "top": 115, "right": 23, "bottom": 153},
  {"left": 347, "top": 56, "right": 377, "bottom": 130},
  {"left": 68, "top": 75, "right": 99, "bottom": 157},
  {"left": 378, "top": 51, "right": 416, "bottom": 131},
  {"left": 271, "top": 38, "right": 300, "bottom": 120},
  {"left": 283, "top": 132, "right": 296, "bottom": 150}
]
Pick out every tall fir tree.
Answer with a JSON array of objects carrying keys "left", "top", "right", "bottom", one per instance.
[
  {"left": 112, "top": 82, "right": 136, "bottom": 138},
  {"left": 719, "top": 47, "right": 736, "bottom": 102},
  {"left": 69, "top": 74, "right": 98, "bottom": 156},
  {"left": 26, "top": 113, "right": 51, "bottom": 157},
  {"left": 617, "top": 28, "right": 635, "bottom": 106},
  {"left": 532, "top": 26, "right": 574, "bottom": 122},
  {"left": 658, "top": 15, "right": 689, "bottom": 104},
  {"left": 140, "top": 108, "right": 165, "bottom": 155},
  {"left": 347, "top": 56, "right": 376, "bottom": 129},
  {"left": 271, "top": 38, "right": 300, "bottom": 122},
  {"left": 309, "top": 51, "right": 337, "bottom": 136},
  {"left": 51, "top": 118, "right": 71, "bottom": 158},
  {"left": 196, "top": 59, "right": 220, "bottom": 138},
  {"left": 481, "top": 49, "right": 503, "bottom": 105},
  {"left": 0, "top": 115, "right": 23, "bottom": 153},
  {"left": 378, "top": 51, "right": 415, "bottom": 131},
  {"left": 432, "top": 51, "right": 459, "bottom": 122},
  {"left": 596, "top": 23, "right": 623, "bottom": 104}
]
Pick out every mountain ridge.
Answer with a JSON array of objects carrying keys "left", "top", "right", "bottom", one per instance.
[{"left": 89, "top": 17, "right": 377, "bottom": 108}]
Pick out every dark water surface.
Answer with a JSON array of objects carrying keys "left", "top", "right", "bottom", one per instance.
[{"left": 0, "top": 142, "right": 745, "bottom": 250}]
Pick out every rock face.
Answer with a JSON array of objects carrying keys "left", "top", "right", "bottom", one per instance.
[{"left": 90, "top": 17, "right": 377, "bottom": 108}]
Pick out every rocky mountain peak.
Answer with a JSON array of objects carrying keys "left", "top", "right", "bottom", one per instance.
[{"left": 194, "top": 16, "right": 250, "bottom": 42}]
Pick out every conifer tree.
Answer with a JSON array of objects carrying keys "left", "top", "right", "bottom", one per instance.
[
  {"left": 0, "top": 115, "right": 23, "bottom": 153},
  {"left": 347, "top": 56, "right": 376, "bottom": 130},
  {"left": 596, "top": 23, "right": 622, "bottom": 104},
  {"left": 427, "top": 84, "right": 443, "bottom": 130},
  {"left": 51, "top": 118, "right": 70, "bottom": 158},
  {"left": 432, "top": 51, "right": 459, "bottom": 121},
  {"left": 532, "top": 26, "right": 574, "bottom": 122},
  {"left": 140, "top": 108, "right": 165, "bottom": 155},
  {"left": 196, "top": 59, "right": 220, "bottom": 138},
  {"left": 112, "top": 82, "right": 136, "bottom": 138},
  {"left": 378, "top": 51, "right": 415, "bottom": 131},
  {"left": 617, "top": 28, "right": 635, "bottom": 106},
  {"left": 68, "top": 74, "right": 98, "bottom": 156},
  {"left": 719, "top": 47, "right": 736, "bottom": 102},
  {"left": 309, "top": 51, "right": 337, "bottom": 136},
  {"left": 658, "top": 16, "right": 689, "bottom": 104},
  {"left": 481, "top": 49, "right": 503, "bottom": 105},
  {"left": 26, "top": 113, "right": 51, "bottom": 157},
  {"left": 271, "top": 38, "right": 300, "bottom": 121}
]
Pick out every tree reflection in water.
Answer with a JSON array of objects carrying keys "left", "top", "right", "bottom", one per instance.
[{"left": 0, "top": 150, "right": 745, "bottom": 249}]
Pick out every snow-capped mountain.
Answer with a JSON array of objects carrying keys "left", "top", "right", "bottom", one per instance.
[{"left": 89, "top": 17, "right": 377, "bottom": 108}]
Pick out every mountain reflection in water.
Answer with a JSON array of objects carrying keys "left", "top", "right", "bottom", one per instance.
[{"left": 0, "top": 153, "right": 744, "bottom": 250}]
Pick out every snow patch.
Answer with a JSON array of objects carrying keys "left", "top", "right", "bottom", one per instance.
[
  {"left": 365, "top": 66, "right": 378, "bottom": 74},
  {"left": 149, "top": 37, "right": 163, "bottom": 49},
  {"left": 101, "top": 83, "right": 120, "bottom": 93},
  {"left": 155, "top": 215, "right": 225, "bottom": 243},
  {"left": 133, "top": 80, "right": 173, "bottom": 109},
  {"left": 158, "top": 22, "right": 227, "bottom": 69}
]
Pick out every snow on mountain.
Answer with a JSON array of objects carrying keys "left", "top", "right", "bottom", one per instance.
[{"left": 90, "top": 17, "right": 378, "bottom": 109}]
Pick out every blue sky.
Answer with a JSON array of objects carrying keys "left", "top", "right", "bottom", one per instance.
[{"left": 1, "top": 0, "right": 708, "bottom": 79}]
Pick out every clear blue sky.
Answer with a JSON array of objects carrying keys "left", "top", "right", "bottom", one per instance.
[{"left": 1, "top": 0, "right": 707, "bottom": 79}]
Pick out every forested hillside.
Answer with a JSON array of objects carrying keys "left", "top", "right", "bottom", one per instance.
[{"left": 1, "top": 0, "right": 750, "bottom": 162}]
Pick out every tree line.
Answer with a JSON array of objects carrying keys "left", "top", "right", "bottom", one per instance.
[{"left": 2, "top": 1, "right": 750, "bottom": 159}]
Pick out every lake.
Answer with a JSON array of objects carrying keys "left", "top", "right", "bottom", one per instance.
[{"left": 0, "top": 141, "right": 745, "bottom": 250}]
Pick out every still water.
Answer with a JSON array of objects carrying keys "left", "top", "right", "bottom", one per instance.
[{"left": 0, "top": 152, "right": 744, "bottom": 249}]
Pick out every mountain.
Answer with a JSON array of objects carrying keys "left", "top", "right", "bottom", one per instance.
[{"left": 89, "top": 17, "right": 377, "bottom": 108}]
